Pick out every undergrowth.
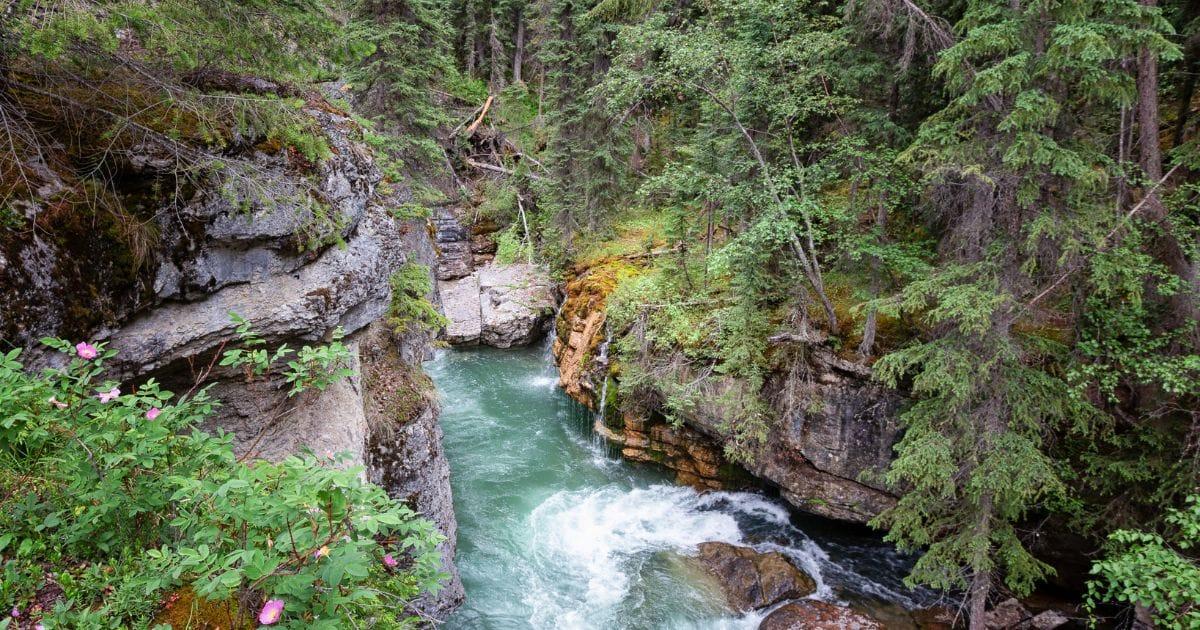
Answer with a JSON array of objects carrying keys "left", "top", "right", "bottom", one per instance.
[{"left": 0, "top": 326, "right": 445, "bottom": 629}]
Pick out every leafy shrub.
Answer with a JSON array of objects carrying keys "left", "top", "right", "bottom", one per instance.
[
  {"left": 219, "top": 313, "right": 355, "bottom": 397},
  {"left": 388, "top": 264, "right": 447, "bottom": 335},
  {"left": 1086, "top": 496, "right": 1200, "bottom": 629},
  {"left": 494, "top": 225, "right": 532, "bottom": 265},
  {"left": 0, "top": 334, "right": 444, "bottom": 628}
]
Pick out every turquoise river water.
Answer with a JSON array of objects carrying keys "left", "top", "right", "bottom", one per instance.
[{"left": 430, "top": 343, "right": 930, "bottom": 630}]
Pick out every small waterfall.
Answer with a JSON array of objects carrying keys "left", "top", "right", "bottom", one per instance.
[
  {"left": 544, "top": 296, "right": 567, "bottom": 361},
  {"left": 589, "top": 328, "right": 619, "bottom": 458},
  {"left": 591, "top": 375, "right": 611, "bottom": 453}
]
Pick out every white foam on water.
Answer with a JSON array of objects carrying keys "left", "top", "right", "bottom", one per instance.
[
  {"left": 695, "top": 490, "right": 794, "bottom": 526},
  {"left": 524, "top": 484, "right": 747, "bottom": 629},
  {"left": 527, "top": 374, "right": 560, "bottom": 389}
]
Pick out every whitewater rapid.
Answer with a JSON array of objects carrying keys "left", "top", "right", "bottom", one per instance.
[{"left": 430, "top": 344, "right": 928, "bottom": 630}]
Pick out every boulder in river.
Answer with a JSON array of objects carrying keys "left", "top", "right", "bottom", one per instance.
[
  {"left": 691, "top": 541, "right": 816, "bottom": 611},
  {"left": 437, "top": 262, "right": 555, "bottom": 348},
  {"left": 479, "top": 263, "right": 556, "bottom": 347},
  {"left": 759, "top": 600, "right": 884, "bottom": 630},
  {"left": 987, "top": 598, "right": 1030, "bottom": 629}
]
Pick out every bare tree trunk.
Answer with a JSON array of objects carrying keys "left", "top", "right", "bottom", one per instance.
[
  {"left": 692, "top": 83, "right": 839, "bottom": 333},
  {"left": 489, "top": 12, "right": 506, "bottom": 90},
  {"left": 512, "top": 6, "right": 525, "bottom": 84},
  {"left": 1138, "top": 3, "right": 1163, "bottom": 192},
  {"left": 1173, "top": 67, "right": 1196, "bottom": 148},
  {"left": 704, "top": 200, "right": 714, "bottom": 290},
  {"left": 1132, "top": 605, "right": 1156, "bottom": 629},
  {"left": 464, "top": 0, "right": 478, "bottom": 76},
  {"left": 858, "top": 198, "right": 887, "bottom": 358},
  {"left": 967, "top": 503, "right": 993, "bottom": 630},
  {"left": 1137, "top": 0, "right": 1199, "bottom": 339}
]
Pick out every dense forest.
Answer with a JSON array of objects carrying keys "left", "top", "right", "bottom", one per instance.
[
  {"left": 439, "top": 0, "right": 1200, "bottom": 626},
  {"left": 1, "top": 0, "right": 1198, "bottom": 628}
]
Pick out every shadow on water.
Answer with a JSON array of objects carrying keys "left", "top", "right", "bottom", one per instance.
[{"left": 429, "top": 343, "right": 939, "bottom": 630}]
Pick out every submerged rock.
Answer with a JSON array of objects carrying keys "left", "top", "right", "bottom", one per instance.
[
  {"left": 986, "top": 598, "right": 1030, "bottom": 629},
  {"left": 690, "top": 542, "right": 816, "bottom": 612},
  {"left": 759, "top": 600, "right": 884, "bottom": 630}
]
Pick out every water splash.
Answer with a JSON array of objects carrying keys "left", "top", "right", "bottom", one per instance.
[
  {"left": 524, "top": 484, "right": 768, "bottom": 629},
  {"left": 433, "top": 344, "right": 938, "bottom": 630}
]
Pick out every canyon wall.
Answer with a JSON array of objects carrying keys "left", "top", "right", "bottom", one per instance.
[
  {"left": 553, "top": 260, "right": 901, "bottom": 524},
  {"left": 0, "top": 98, "right": 464, "bottom": 618}
]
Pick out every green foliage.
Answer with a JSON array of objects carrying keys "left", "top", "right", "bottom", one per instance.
[
  {"left": 1087, "top": 496, "right": 1200, "bottom": 628},
  {"left": 388, "top": 264, "right": 448, "bottom": 335},
  {"left": 218, "top": 313, "right": 355, "bottom": 397},
  {"left": 14, "top": 0, "right": 364, "bottom": 83},
  {"left": 347, "top": 0, "right": 456, "bottom": 169},
  {"left": 0, "top": 337, "right": 444, "bottom": 628},
  {"left": 857, "top": 0, "right": 1184, "bottom": 608},
  {"left": 521, "top": 0, "right": 1195, "bottom": 614},
  {"left": 494, "top": 225, "right": 533, "bottom": 264}
]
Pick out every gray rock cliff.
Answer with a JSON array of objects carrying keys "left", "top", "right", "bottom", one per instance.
[{"left": 1, "top": 107, "right": 465, "bottom": 619}]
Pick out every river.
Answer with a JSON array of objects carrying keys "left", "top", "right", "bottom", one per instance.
[{"left": 429, "top": 343, "right": 931, "bottom": 629}]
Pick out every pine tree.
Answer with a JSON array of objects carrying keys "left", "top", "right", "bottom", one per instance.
[{"left": 867, "top": 0, "right": 1179, "bottom": 624}]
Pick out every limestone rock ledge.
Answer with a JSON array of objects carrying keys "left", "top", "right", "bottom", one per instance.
[
  {"left": 437, "top": 262, "right": 556, "bottom": 348},
  {"left": 4, "top": 105, "right": 466, "bottom": 619},
  {"left": 361, "top": 324, "right": 465, "bottom": 618}
]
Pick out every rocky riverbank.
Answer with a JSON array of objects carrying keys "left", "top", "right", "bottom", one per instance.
[
  {"left": 551, "top": 256, "right": 900, "bottom": 524},
  {"left": 0, "top": 93, "right": 465, "bottom": 618}
]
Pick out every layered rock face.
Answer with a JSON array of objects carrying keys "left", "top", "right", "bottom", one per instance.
[
  {"left": 553, "top": 261, "right": 900, "bottom": 524},
  {"left": 594, "top": 410, "right": 750, "bottom": 490},
  {"left": 2, "top": 104, "right": 465, "bottom": 618},
  {"left": 438, "top": 263, "right": 556, "bottom": 347},
  {"left": 433, "top": 207, "right": 556, "bottom": 348},
  {"left": 361, "top": 324, "right": 465, "bottom": 617}
]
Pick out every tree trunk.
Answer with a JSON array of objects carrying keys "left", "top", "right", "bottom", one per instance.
[
  {"left": 463, "top": 1, "right": 478, "bottom": 76},
  {"left": 1137, "top": 0, "right": 1199, "bottom": 339},
  {"left": 489, "top": 12, "right": 506, "bottom": 90},
  {"left": 967, "top": 553, "right": 992, "bottom": 629},
  {"left": 1172, "top": 66, "right": 1196, "bottom": 149},
  {"left": 967, "top": 486, "right": 995, "bottom": 630},
  {"left": 858, "top": 199, "right": 888, "bottom": 359},
  {"left": 1137, "top": 3, "right": 1163, "bottom": 189},
  {"left": 512, "top": 7, "right": 525, "bottom": 84}
]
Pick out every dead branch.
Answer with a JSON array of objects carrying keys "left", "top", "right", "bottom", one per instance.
[
  {"left": 464, "top": 94, "right": 495, "bottom": 137},
  {"left": 465, "top": 158, "right": 544, "bottom": 180},
  {"left": 1023, "top": 163, "right": 1183, "bottom": 312}
]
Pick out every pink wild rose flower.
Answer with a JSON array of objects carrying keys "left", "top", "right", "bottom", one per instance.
[
  {"left": 75, "top": 342, "right": 98, "bottom": 360},
  {"left": 146, "top": 407, "right": 161, "bottom": 420},
  {"left": 382, "top": 553, "right": 398, "bottom": 568},
  {"left": 258, "top": 599, "right": 284, "bottom": 625},
  {"left": 97, "top": 387, "right": 120, "bottom": 403}
]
